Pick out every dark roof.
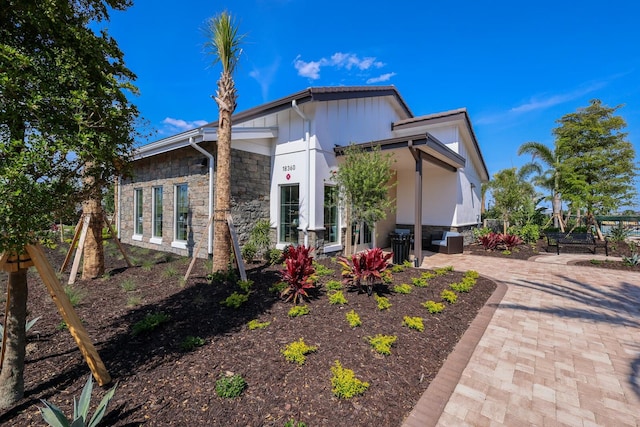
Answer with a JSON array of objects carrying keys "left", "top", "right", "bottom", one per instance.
[{"left": 206, "top": 86, "right": 413, "bottom": 127}]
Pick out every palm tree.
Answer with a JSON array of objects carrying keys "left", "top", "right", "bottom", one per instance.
[
  {"left": 204, "top": 11, "right": 245, "bottom": 273},
  {"left": 517, "top": 141, "right": 564, "bottom": 230}
]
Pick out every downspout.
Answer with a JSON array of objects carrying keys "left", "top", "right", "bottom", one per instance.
[
  {"left": 189, "top": 136, "right": 215, "bottom": 256},
  {"left": 292, "top": 99, "right": 310, "bottom": 247}
]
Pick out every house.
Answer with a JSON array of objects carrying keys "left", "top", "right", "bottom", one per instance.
[{"left": 116, "top": 86, "right": 490, "bottom": 262}]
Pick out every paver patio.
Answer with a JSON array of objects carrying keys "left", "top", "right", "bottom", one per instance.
[{"left": 403, "top": 253, "right": 640, "bottom": 427}]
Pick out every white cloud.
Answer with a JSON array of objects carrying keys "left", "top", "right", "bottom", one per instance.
[
  {"left": 366, "top": 72, "right": 397, "bottom": 84},
  {"left": 161, "top": 117, "right": 208, "bottom": 133},
  {"left": 294, "top": 52, "right": 388, "bottom": 80}
]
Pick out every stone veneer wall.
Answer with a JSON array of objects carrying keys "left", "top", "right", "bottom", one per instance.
[{"left": 120, "top": 142, "right": 271, "bottom": 258}]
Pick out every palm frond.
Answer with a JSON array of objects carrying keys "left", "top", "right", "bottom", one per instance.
[{"left": 203, "top": 11, "right": 245, "bottom": 74}]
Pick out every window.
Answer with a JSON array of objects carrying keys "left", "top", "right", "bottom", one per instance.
[
  {"left": 152, "top": 186, "right": 163, "bottom": 240},
  {"left": 134, "top": 188, "right": 143, "bottom": 236},
  {"left": 175, "top": 184, "right": 188, "bottom": 241},
  {"left": 324, "top": 185, "right": 339, "bottom": 244},
  {"left": 279, "top": 184, "right": 299, "bottom": 244}
]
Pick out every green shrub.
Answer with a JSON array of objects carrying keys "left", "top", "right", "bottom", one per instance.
[
  {"left": 64, "top": 284, "right": 86, "bottom": 307},
  {"left": 374, "top": 294, "right": 391, "bottom": 310},
  {"left": 464, "top": 270, "right": 479, "bottom": 279},
  {"left": 269, "top": 282, "right": 288, "bottom": 294},
  {"left": 390, "top": 264, "right": 405, "bottom": 273},
  {"left": 345, "top": 310, "right": 361, "bottom": 328},
  {"left": 288, "top": 305, "right": 310, "bottom": 317},
  {"left": 422, "top": 300, "right": 445, "bottom": 314},
  {"left": 421, "top": 271, "right": 435, "bottom": 280},
  {"left": 441, "top": 289, "right": 458, "bottom": 304},
  {"left": 381, "top": 269, "right": 393, "bottom": 284},
  {"left": 281, "top": 338, "right": 318, "bottom": 365},
  {"left": 180, "top": 335, "right": 205, "bottom": 351},
  {"left": 132, "top": 312, "right": 170, "bottom": 336},
  {"left": 248, "top": 219, "right": 272, "bottom": 258},
  {"left": 623, "top": 253, "right": 640, "bottom": 266},
  {"left": 313, "top": 261, "right": 334, "bottom": 276},
  {"left": 267, "top": 248, "right": 284, "bottom": 265},
  {"left": 325, "top": 280, "right": 342, "bottom": 291},
  {"left": 40, "top": 374, "right": 117, "bottom": 427},
  {"left": 220, "top": 292, "right": 249, "bottom": 309},
  {"left": 434, "top": 265, "right": 454, "bottom": 276},
  {"left": 328, "top": 290, "right": 348, "bottom": 305},
  {"left": 402, "top": 259, "right": 414, "bottom": 268},
  {"left": 473, "top": 226, "right": 492, "bottom": 241},
  {"left": 284, "top": 419, "right": 307, "bottom": 427},
  {"left": 393, "top": 283, "right": 412, "bottom": 294},
  {"left": 120, "top": 278, "right": 137, "bottom": 292},
  {"left": 238, "top": 279, "right": 254, "bottom": 293},
  {"left": 518, "top": 223, "right": 541, "bottom": 244},
  {"left": 162, "top": 265, "right": 178, "bottom": 278},
  {"left": 367, "top": 334, "right": 397, "bottom": 355},
  {"left": 402, "top": 316, "right": 424, "bottom": 332},
  {"left": 241, "top": 241, "right": 258, "bottom": 261},
  {"left": 141, "top": 259, "right": 154, "bottom": 272},
  {"left": 330, "top": 360, "right": 369, "bottom": 399},
  {"left": 215, "top": 374, "right": 246, "bottom": 398},
  {"left": 247, "top": 319, "right": 271, "bottom": 330},
  {"left": 450, "top": 277, "right": 475, "bottom": 293}
]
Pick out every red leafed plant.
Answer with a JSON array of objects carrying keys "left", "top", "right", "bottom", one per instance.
[
  {"left": 279, "top": 245, "right": 316, "bottom": 304},
  {"left": 500, "top": 233, "right": 522, "bottom": 250},
  {"left": 478, "top": 232, "right": 501, "bottom": 251},
  {"left": 338, "top": 248, "right": 393, "bottom": 296}
]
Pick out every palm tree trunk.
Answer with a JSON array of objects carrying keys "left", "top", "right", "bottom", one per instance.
[
  {"left": 212, "top": 106, "right": 232, "bottom": 273},
  {"left": 82, "top": 198, "right": 105, "bottom": 279},
  {"left": 0, "top": 268, "right": 28, "bottom": 410}
]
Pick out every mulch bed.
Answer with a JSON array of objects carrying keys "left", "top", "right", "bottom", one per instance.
[
  {"left": 0, "top": 241, "right": 496, "bottom": 426},
  {"left": 465, "top": 237, "right": 640, "bottom": 272}
]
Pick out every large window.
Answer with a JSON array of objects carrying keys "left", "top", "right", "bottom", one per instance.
[
  {"left": 279, "top": 184, "right": 299, "bottom": 244},
  {"left": 134, "top": 188, "right": 143, "bottom": 236},
  {"left": 152, "top": 186, "right": 163, "bottom": 239},
  {"left": 324, "top": 185, "right": 339, "bottom": 244},
  {"left": 175, "top": 184, "right": 188, "bottom": 241}
]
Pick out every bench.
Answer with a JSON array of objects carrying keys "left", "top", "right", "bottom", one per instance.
[
  {"left": 429, "top": 231, "right": 464, "bottom": 254},
  {"left": 545, "top": 232, "right": 608, "bottom": 256}
]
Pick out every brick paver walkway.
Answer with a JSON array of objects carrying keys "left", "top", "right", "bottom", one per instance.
[{"left": 404, "top": 253, "right": 640, "bottom": 427}]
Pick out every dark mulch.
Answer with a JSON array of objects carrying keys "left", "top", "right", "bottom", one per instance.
[
  {"left": 0, "top": 241, "right": 495, "bottom": 426},
  {"left": 465, "top": 237, "right": 640, "bottom": 272}
]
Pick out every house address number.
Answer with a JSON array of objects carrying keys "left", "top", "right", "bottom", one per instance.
[{"left": 282, "top": 165, "right": 296, "bottom": 172}]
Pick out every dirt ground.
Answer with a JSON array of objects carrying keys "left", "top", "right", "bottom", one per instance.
[{"left": 0, "top": 241, "right": 495, "bottom": 426}]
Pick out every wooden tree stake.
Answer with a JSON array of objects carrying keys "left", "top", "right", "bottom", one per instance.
[{"left": 183, "top": 214, "right": 214, "bottom": 283}]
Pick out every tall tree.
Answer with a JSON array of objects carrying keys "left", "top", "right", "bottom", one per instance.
[
  {"left": 204, "top": 11, "right": 245, "bottom": 273},
  {"left": 0, "top": 0, "right": 138, "bottom": 408},
  {"left": 332, "top": 144, "right": 396, "bottom": 254},
  {"left": 517, "top": 141, "right": 563, "bottom": 228},
  {"left": 554, "top": 99, "right": 638, "bottom": 236},
  {"left": 487, "top": 168, "right": 536, "bottom": 234}
]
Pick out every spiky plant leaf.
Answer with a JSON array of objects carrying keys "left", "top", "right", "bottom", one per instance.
[
  {"left": 39, "top": 400, "right": 70, "bottom": 427},
  {"left": 87, "top": 382, "right": 118, "bottom": 427}
]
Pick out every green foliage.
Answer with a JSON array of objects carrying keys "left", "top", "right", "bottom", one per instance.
[
  {"left": 622, "top": 253, "right": 640, "bottom": 266},
  {"left": 465, "top": 270, "right": 480, "bottom": 279},
  {"left": 247, "top": 319, "right": 271, "bottom": 330},
  {"left": 554, "top": 99, "right": 637, "bottom": 216},
  {"left": 422, "top": 300, "right": 445, "bottom": 314},
  {"left": 345, "top": 310, "right": 362, "bottom": 328},
  {"left": 367, "top": 334, "right": 397, "bottom": 355},
  {"left": 281, "top": 338, "right": 318, "bottom": 365},
  {"left": 374, "top": 294, "right": 391, "bottom": 310},
  {"left": 126, "top": 296, "right": 142, "bottom": 307},
  {"left": 220, "top": 292, "right": 249, "bottom": 309},
  {"left": 325, "top": 280, "right": 343, "bottom": 291},
  {"left": 393, "top": 284, "right": 412, "bottom": 294},
  {"left": 517, "top": 223, "right": 541, "bottom": 244},
  {"left": 206, "top": 268, "right": 237, "bottom": 285},
  {"left": 40, "top": 375, "right": 117, "bottom": 427},
  {"left": 441, "top": 290, "right": 458, "bottom": 304},
  {"left": 288, "top": 305, "right": 310, "bottom": 318},
  {"left": 0, "top": 317, "right": 39, "bottom": 346},
  {"left": 402, "top": 259, "right": 414, "bottom": 268},
  {"left": 472, "top": 227, "right": 492, "bottom": 241},
  {"left": 269, "top": 282, "right": 288, "bottom": 294},
  {"left": 267, "top": 248, "right": 284, "bottom": 265},
  {"left": 487, "top": 168, "right": 537, "bottom": 233},
  {"left": 132, "top": 312, "right": 170, "bottom": 336},
  {"left": 215, "top": 374, "right": 247, "bottom": 398},
  {"left": 162, "top": 265, "right": 178, "bottom": 278},
  {"left": 313, "top": 261, "right": 334, "bottom": 277},
  {"left": 381, "top": 269, "right": 393, "bottom": 284},
  {"left": 238, "top": 279, "right": 254, "bottom": 293},
  {"left": 434, "top": 266, "right": 454, "bottom": 276},
  {"left": 331, "top": 144, "right": 396, "bottom": 230},
  {"left": 402, "top": 316, "right": 424, "bottom": 332},
  {"left": 141, "top": 259, "right": 155, "bottom": 272},
  {"left": 609, "top": 224, "right": 630, "bottom": 242},
  {"left": 180, "top": 336, "right": 205, "bottom": 352},
  {"left": 120, "top": 278, "right": 137, "bottom": 292},
  {"left": 328, "top": 290, "right": 348, "bottom": 305},
  {"left": 241, "top": 241, "right": 258, "bottom": 261},
  {"left": 284, "top": 419, "right": 306, "bottom": 427},
  {"left": 411, "top": 277, "right": 428, "bottom": 287},
  {"left": 247, "top": 219, "right": 272, "bottom": 259},
  {"left": 390, "top": 264, "right": 405, "bottom": 273},
  {"left": 501, "top": 250, "right": 512, "bottom": 255},
  {"left": 450, "top": 277, "right": 475, "bottom": 293},
  {"left": 64, "top": 285, "right": 86, "bottom": 307},
  {"left": 330, "top": 360, "right": 369, "bottom": 399}
]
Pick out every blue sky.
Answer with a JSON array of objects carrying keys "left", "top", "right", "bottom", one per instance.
[{"left": 102, "top": 0, "right": 640, "bottom": 207}]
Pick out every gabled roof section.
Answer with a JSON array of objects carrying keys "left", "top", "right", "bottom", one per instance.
[
  {"left": 392, "top": 108, "right": 489, "bottom": 181},
  {"left": 208, "top": 86, "right": 413, "bottom": 126}
]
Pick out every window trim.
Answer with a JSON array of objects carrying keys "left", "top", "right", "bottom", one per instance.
[
  {"left": 173, "top": 183, "right": 188, "bottom": 245},
  {"left": 151, "top": 186, "right": 163, "bottom": 243},
  {"left": 133, "top": 188, "right": 143, "bottom": 238},
  {"left": 323, "top": 184, "right": 340, "bottom": 246},
  {"left": 279, "top": 183, "right": 300, "bottom": 245}
]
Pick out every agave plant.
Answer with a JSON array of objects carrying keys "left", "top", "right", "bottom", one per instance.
[
  {"left": 40, "top": 375, "right": 117, "bottom": 427},
  {"left": 279, "top": 245, "right": 316, "bottom": 304},
  {"left": 338, "top": 248, "right": 393, "bottom": 296}
]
